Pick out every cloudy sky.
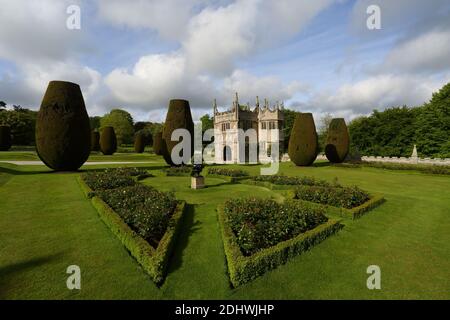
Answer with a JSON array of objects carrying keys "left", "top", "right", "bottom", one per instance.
[{"left": 0, "top": 0, "right": 449, "bottom": 122}]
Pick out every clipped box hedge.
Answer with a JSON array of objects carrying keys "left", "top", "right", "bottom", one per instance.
[
  {"left": 217, "top": 204, "right": 343, "bottom": 287},
  {"left": 286, "top": 189, "right": 385, "bottom": 220},
  {"left": 77, "top": 176, "right": 186, "bottom": 284}
]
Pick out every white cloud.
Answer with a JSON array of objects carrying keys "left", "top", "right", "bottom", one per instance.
[
  {"left": 380, "top": 29, "right": 450, "bottom": 74},
  {"left": 303, "top": 73, "right": 448, "bottom": 120},
  {"left": 222, "top": 69, "right": 307, "bottom": 105},
  {"left": 0, "top": 0, "right": 84, "bottom": 63},
  {"left": 96, "top": 0, "right": 202, "bottom": 41},
  {"left": 183, "top": 0, "right": 334, "bottom": 75}
]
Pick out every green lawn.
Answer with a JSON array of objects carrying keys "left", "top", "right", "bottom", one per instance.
[{"left": 0, "top": 154, "right": 449, "bottom": 299}]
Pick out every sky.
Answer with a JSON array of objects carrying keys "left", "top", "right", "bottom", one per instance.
[{"left": 0, "top": 0, "right": 449, "bottom": 123}]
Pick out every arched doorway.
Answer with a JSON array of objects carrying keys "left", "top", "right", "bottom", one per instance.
[{"left": 223, "top": 145, "right": 232, "bottom": 162}]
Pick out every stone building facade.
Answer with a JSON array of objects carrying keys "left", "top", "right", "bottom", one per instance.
[{"left": 213, "top": 93, "right": 284, "bottom": 164}]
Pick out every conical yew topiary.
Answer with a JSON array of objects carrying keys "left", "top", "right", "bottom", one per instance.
[
  {"left": 153, "top": 131, "right": 163, "bottom": 155},
  {"left": 162, "top": 99, "right": 194, "bottom": 166},
  {"left": 288, "top": 113, "right": 318, "bottom": 166},
  {"left": 100, "top": 126, "right": 117, "bottom": 155},
  {"left": 91, "top": 131, "right": 100, "bottom": 151},
  {"left": 325, "top": 118, "right": 349, "bottom": 163},
  {"left": 134, "top": 132, "right": 145, "bottom": 153},
  {"left": 35, "top": 81, "right": 91, "bottom": 171},
  {"left": 0, "top": 125, "right": 12, "bottom": 151}
]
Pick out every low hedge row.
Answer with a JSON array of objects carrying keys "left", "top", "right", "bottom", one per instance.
[
  {"left": 164, "top": 166, "right": 192, "bottom": 176},
  {"left": 217, "top": 203, "right": 343, "bottom": 287},
  {"left": 207, "top": 167, "right": 249, "bottom": 177},
  {"left": 251, "top": 174, "right": 338, "bottom": 187},
  {"left": 81, "top": 167, "right": 151, "bottom": 192},
  {"left": 77, "top": 176, "right": 185, "bottom": 284},
  {"left": 224, "top": 198, "right": 328, "bottom": 256},
  {"left": 347, "top": 193, "right": 385, "bottom": 219},
  {"left": 293, "top": 185, "right": 370, "bottom": 209},
  {"left": 335, "top": 161, "right": 450, "bottom": 175}
]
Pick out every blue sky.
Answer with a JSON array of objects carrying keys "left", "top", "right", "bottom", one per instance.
[{"left": 0, "top": 0, "right": 449, "bottom": 123}]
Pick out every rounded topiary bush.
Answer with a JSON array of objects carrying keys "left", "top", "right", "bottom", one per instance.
[
  {"left": 35, "top": 81, "right": 91, "bottom": 171},
  {"left": 288, "top": 113, "right": 318, "bottom": 166},
  {"left": 100, "top": 126, "right": 117, "bottom": 155},
  {"left": 161, "top": 99, "right": 194, "bottom": 166},
  {"left": 153, "top": 131, "right": 163, "bottom": 155},
  {"left": 0, "top": 125, "right": 12, "bottom": 151},
  {"left": 325, "top": 118, "right": 349, "bottom": 163},
  {"left": 91, "top": 131, "right": 100, "bottom": 151},
  {"left": 134, "top": 133, "right": 145, "bottom": 153}
]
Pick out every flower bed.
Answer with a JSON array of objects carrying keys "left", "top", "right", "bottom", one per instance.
[
  {"left": 218, "top": 198, "right": 342, "bottom": 286},
  {"left": 293, "top": 185, "right": 370, "bottom": 209},
  {"left": 164, "top": 166, "right": 192, "bottom": 176},
  {"left": 78, "top": 169, "right": 185, "bottom": 284}
]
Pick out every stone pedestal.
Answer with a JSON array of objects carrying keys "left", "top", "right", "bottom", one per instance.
[{"left": 191, "top": 176, "right": 205, "bottom": 189}]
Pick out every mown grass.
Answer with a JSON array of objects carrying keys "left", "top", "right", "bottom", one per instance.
[{"left": 0, "top": 153, "right": 449, "bottom": 299}]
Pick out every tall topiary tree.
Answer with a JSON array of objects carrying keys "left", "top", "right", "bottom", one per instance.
[
  {"left": 162, "top": 99, "right": 194, "bottom": 166},
  {"left": 134, "top": 132, "right": 145, "bottom": 153},
  {"left": 35, "top": 81, "right": 91, "bottom": 171},
  {"left": 91, "top": 130, "right": 100, "bottom": 151},
  {"left": 100, "top": 126, "right": 117, "bottom": 155},
  {"left": 0, "top": 125, "right": 12, "bottom": 151},
  {"left": 325, "top": 118, "right": 349, "bottom": 163},
  {"left": 288, "top": 113, "right": 318, "bottom": 166},
  {"left": 153, "top": 131, "right": 163, "bottom": 155}
]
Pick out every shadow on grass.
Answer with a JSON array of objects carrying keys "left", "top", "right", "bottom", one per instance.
[
  {"left": 312, "top": 161, "right": 332, "bottom": 168},
  {"left": 0, "top": 252, "right": 65, "bottom": 298},
  {"left": 165, "top": 203, "right": 202, "bottom": 279}
]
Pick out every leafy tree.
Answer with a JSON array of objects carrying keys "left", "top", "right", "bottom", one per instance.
[
  {"left": 200, "top": 114, "right": 214, "bottom": 132},
  {"left": 0, "top": 107, "right": 37, "bottom": 145},
  {"left": 0, "top": 101, "right": 6, "bottom": 111},
  {"left": 89, "top": 116, "right": 101, "bottom": 130},
  {"left": 318, "top": 113, "right": 333, "bottom": 153},
  {"left": 415, "top": 83, "right": 450, "bottom": 158},
  {"left": 100, "top": 109, "right": 134, "bottom": 145}
]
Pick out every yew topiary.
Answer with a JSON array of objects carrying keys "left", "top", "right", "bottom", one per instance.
[
  {"left": 0, "top": 125, "right": 12, "bottom": 151},
  {"left": 35, "top": 81, "right": 91, "bottom": 171},
  {"left": 100, "top": 126, "right": 117, "bottom": 155},
  {"left": 325, "top": 118, "right": 350, "bottom": 163},
  {"left": 161, "top": 99, "right": 194, "bottom": 166},
  {"left": 153, "top": 131, "right": 163, "bottom": 155},
  {"left": 134, "top": 132, "right": 145, "bottom": 153},
  {"left": 288, "top": 113, "right": 318, "bottom": 166},
  {"left": 91, "top": 131, "right": 100, "bottom": 151}
]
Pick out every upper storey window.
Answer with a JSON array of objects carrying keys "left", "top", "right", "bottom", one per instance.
[{"left": 221, "top": 123, "right": 231, "bottom": 131}]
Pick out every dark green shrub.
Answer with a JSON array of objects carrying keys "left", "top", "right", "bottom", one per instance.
[
  {"left": 288, "top": 113, "right": 318, "bottom": 166},
  {"left": 0, "top": 125, "right": 12, "bottom": 151},
  {"left": 35, "top": 81, "right": 91, "bottom": 170},
  {"left": 134, "top": 133, "right": 145, "bottom": 153},
  {"left": 294, "top": 185, "right": 369, "bottom": 209},
  {"left": 162, "top": 99, "right": 194, "bottom": 166},
  {"left": 95, "top": 184, "right": 177, "bottom": 246},
  {"left": 325, "top": 118, "right": 350, "bottom": 163},
  {"left": 208, "top": 167, "right": 249, "bottom": 177},
  {"left": 224, "top": 198, "right": 328, "bottom": 256},
  {"left": 100, "top": 126, "right": 117, "bottom": 155},
  {"left": 91, "top": 131, "right": 100, "bottom": 151},
  {"left": 153, "top": 131, "right": 163, "bottom": 155}
]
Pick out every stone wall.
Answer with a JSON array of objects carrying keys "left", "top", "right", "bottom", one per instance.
[{"left": 281, "top": 153, "right": 450, "bottom": 166}]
